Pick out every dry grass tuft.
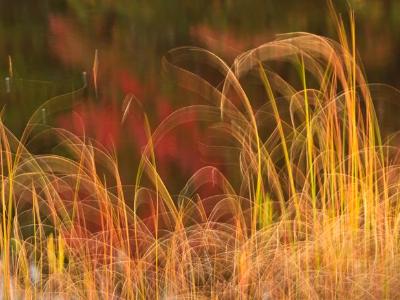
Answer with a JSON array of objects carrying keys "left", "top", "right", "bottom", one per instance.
[{"left": 2, "top": 9, "right": 400, "bottom": 299}]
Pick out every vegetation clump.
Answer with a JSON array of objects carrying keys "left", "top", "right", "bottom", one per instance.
[{"left": 1, "top": 11, "right": 400, "bottom": 299}]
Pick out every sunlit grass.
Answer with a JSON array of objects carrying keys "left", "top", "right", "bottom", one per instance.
[{"left": 2, "top": 9, "right": 400, "bottom": 299}]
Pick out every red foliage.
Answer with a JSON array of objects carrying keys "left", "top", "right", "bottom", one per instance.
[
  {"left": 57, "top": 101, "right": 121, "bottom": 150},
  {"left": 49, "top": 15, "right": 89, "bottom": 66},
  {"left": 118, "top": 70, "right": 144, "bottom": 98}
]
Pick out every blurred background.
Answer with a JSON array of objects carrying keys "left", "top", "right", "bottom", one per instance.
[{"left": 0, "top": 0, "right": 399, "bottom": 188}]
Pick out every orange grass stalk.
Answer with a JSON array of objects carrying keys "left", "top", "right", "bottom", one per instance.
[{"left": 1, "top": 6, "right": 400, "bottom": 299}]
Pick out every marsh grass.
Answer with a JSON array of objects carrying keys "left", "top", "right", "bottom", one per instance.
[{"left": 2, "top": 8, "right": 400, "bottom": 299}]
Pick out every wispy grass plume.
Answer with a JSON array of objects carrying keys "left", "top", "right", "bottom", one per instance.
[{"left": 1, "top": 9, "right": 400, "bottom": 299}]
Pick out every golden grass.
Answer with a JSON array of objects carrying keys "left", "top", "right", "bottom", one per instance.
[{"left": 2, "top": 9, "right": 400, "bottom": 299}]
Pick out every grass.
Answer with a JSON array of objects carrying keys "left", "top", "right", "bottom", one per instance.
[{"left": 2, "top": 9, "right": 400, "bottom": 299}]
